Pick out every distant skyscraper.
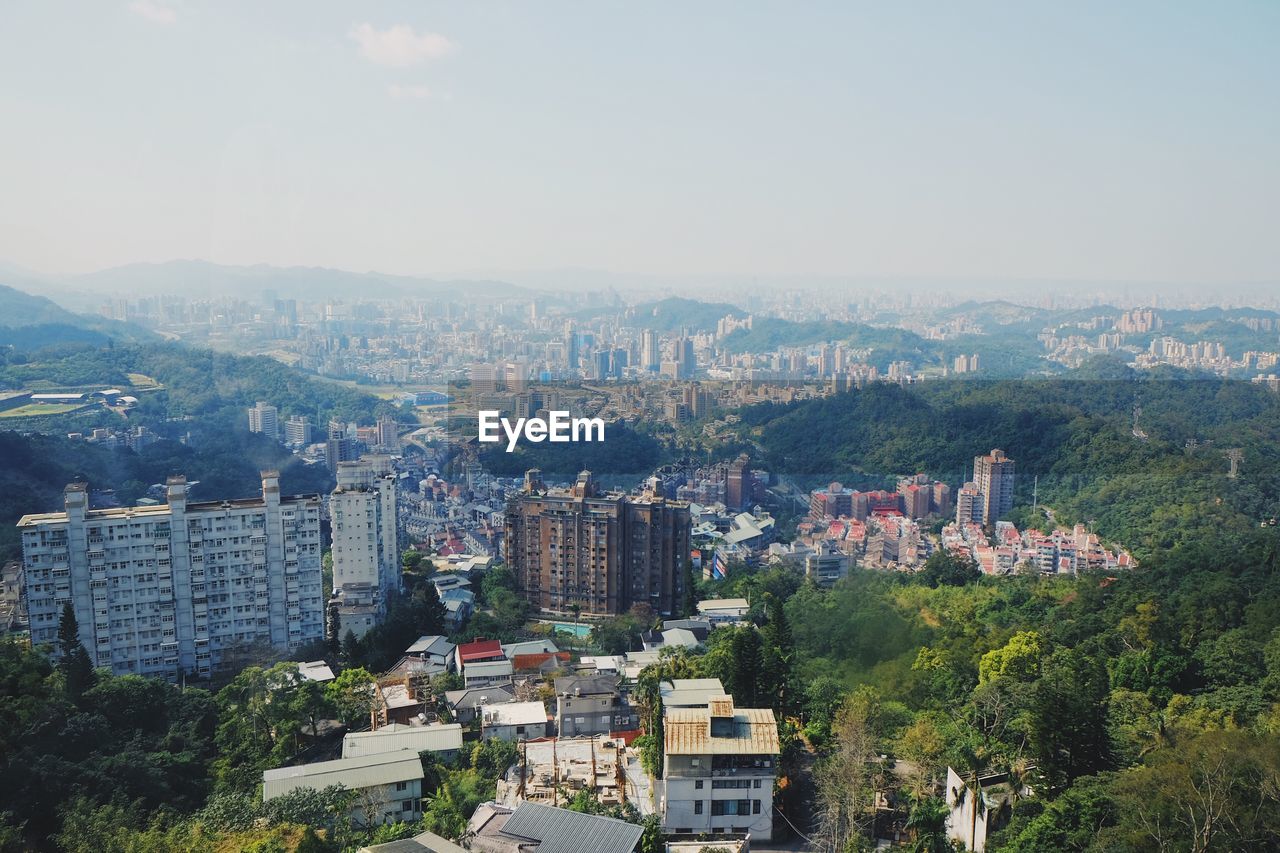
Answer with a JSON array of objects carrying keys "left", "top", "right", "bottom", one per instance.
[
  {"left": 19, "top": 474, "right": 323, "bottom": 679},
  {"left": 376, "top": 416, "right": 399, "bottom": 450},
  {"left": 248, "top": 401, "right": 280, "bottom": 441},
  {"left": 470, "top": 363, "right": 500, "bottom": 394},
  {"left": 972, "top": 448, "right": 1016, "bottom": 524},
  {"left": 641, "top": 330, "right": 660, "bottom": 373}
]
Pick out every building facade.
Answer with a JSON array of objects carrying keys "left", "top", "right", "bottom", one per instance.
[
  {"left": 973, "top": 448, "right": 1016, "bottom": 524},
  {"left": 330, "top": 458, "right": 401, "bottom": 638},
  {"left": 505, "top": 470, "right": 691, "bottom": 616},
  {"left": 19, "top": 472, "right": 324, "bottom": 679},
  {"left": 247, "top": 401, "right": 280, "bottom": 441},
  {"left": 663, "top": 696, "right": 779, "bottom": 840}
]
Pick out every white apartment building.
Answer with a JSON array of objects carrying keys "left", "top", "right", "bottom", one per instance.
[
  {"left": 19, "top": 472, "right": 324, "bottom": 679},
  {"left": 248, "top": 401, "right": 280, "bottom": 441},
  {"left": 330, "top": 458, "right": 400, "bottom": 638},
  {"left": 662, "top": 696, "right": 779, "bottom": 841}
]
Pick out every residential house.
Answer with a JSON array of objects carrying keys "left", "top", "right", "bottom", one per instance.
[
  {"left": 444, "top": 685, "right": 515, "bottom": 725},
  {"left": 553, "top": 675, "right": 640, "bottom": 737},
  {"left": 262, "top": 752, "right": 424, "bottom": 827},
  {"left": 696, "top": 598, "right": 750, "bottom": 625},
  {"left": 481, "top": 700, "right": 549, "bottom": 742},
  {"left": 660, "top": 678, "right": 727, "bottom": 710},
  {"left": 663, "top": 696, "right": 779, "bottom": 840},
  {"left": 465, "top": 801, "right": 643, "bottom": 853}
]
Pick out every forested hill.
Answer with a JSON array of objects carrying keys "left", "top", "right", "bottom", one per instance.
[
  {"left": 735, "top": 368, "right": 1280, "bottom": 562},
  {"left": 0, "top": 283, "right": 156, "bottom": 346}
]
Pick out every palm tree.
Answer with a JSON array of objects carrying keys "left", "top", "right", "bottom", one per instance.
[{"left": 905, "top": 795, "right": 952, "bottom": 853}]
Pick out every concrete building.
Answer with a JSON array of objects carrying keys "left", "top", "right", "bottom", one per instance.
[
  {"left": 804, "top": 551, "right": 850, "bottom": 587},
  {"left": 262, "top": 752, "right": 423, "bottom": 827},
  {"left": 553, "top": 674, "right": 640, "bottom": 737},
  {"left": 283, "top": 415, "right": 312, "bottom": 446},
  {"left": 330, "top": 458, "right": 400, "bottom": 638},
  {"left": 505, "top": 470, "right": 691, "bottom": 617},
  {"left": 973, "top": 449, "right": 1016, "bottom": 524},
  {"left": 663, "top": 696, "right": 780, "bottom": 840},
  {"left": 248, "top": 401, "right": 280, "bottom": 441},
  {"left": 19, "top": 473, "right": 323, "bottom": 679},
  {"left": 481, "top": 700, "right": 549, "bottom": 741}
]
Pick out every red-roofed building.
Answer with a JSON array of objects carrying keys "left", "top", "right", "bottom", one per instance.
[{"left": 456, "top": 638, "right": 505, "bottom": 672}]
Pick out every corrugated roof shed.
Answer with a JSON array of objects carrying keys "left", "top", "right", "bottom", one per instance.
[
  {"left": 343, "top": 723, "right": 463, "bottom": 758},
  {"left": 664, "top": 706, "right": 780, "bottom": 756}
]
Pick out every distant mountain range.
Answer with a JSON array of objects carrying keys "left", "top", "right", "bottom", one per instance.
[{"left": 33, "top": 259, "right": 532, "bottom": 306}]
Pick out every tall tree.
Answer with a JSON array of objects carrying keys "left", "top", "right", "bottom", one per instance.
[{"left": 56, "top": 602, "right": 95, "bottom": 700}]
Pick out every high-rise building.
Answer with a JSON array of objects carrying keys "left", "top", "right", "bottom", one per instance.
[
  {"left": 325, "top": 421, "right": 358, "bottom": 472},
  {"left": 726, "top": 454, "right": 752, "bottom": 511},
  {"left": 330, "top": 458, "right": 401, "bottom": 638},
  {"left": 284, "top": 415, "right": 312, "bottom": 446},
  {"left": 248, "top": 401, "right": 280, "bottom": 441},
  {"left": 641, "top": 330, "right": 660, "bottom": 373},
  {"left": 376, "top": 416, "right": 399, "bottom": 451},
  {"left": 955, "top": 482, "right": 983, "bottom": 525},
  {"left": 505, "top": 470, "right": 691, "bottom": 616},
  {"left": 470, "top": 364, "right": 500, "bottom": 395},
  {"left": 973, "top": 448, "right": 1016, "bottom": 524},
  {"left": 19, "top": 473, "right": 324, "bottom": 680}
]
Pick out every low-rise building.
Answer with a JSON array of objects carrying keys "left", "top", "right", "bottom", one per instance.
[
  {"left": 465, "top": 801, "right": 643, "bottom": 853},
  {"left": 262, "top": 752, "right": 424, "bottom": 827},
  {"left": 444, "top": 685, "right": 516, "bottom": 725},
  {"left": 696, "top": 598, "right": 750, "bottom": 625},
  {"left": 481, "top": 700, "right": 549, "bottom": 741},
  {"left": 663, "top": 696, "right": 779, "bottom": 840},
  {"left": 343, "top": 722, "right": 464, "bottom": 761},
  {"left": 553, "top": 675, "right": 640, "bottom": 737}
]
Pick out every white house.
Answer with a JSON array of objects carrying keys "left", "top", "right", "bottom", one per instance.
[
  {"left": 663, "top": 696, "right": 779, "bottom": 840},
  {"left": 696, "top": 598, "right": 750, "bottom": 625},
  {"left": 481, "top": 700, "right": 549, "bottom": 742}
]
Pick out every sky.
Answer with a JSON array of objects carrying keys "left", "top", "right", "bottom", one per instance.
[{"left": 0, "top": 1, "right": 1278, "bottom": 285}]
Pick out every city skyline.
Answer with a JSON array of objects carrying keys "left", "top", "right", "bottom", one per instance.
[{"left": 1, "top": 2, "right": 1278, "bottom": 286}]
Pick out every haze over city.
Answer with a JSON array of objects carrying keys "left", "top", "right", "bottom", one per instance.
[{"left": 1, "top": 1, "right": 1278, "bottom": 290}]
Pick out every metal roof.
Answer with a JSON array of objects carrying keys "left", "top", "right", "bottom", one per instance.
[
  {"left": 492, "top": 801, "right": 643, "bottom": 853},
  {"left": 262, "top": 752, "right": 423, "bottom": 800},
  {"left": 664, "top": 706, "right": 780, "bottom": 756},
  {"left": 444, "top": 685, "right": 514, "bottom": 709},
  {"left": 343, "top": 723, "right": 463, "bottom": 758}
]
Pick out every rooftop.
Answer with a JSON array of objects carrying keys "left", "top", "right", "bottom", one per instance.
[
  {"left": 262, "top": 751, "right": 423, "bottom": 800},
  {"left": 665, "top": 704, "right": 780, "bottom": 756}
]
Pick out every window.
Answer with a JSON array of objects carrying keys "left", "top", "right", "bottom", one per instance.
[
  {"left": 402, "top": 800, "right": 413, "bottom": 812},
  {"left": 693, "top": 800, "right": 703, "bottom": 815},
  {"left": 753, "top": 779, "right": 762, "bottom": 788},
  {"left": 395, "top": 781, "right": 408, "bottom": 792},
  {"left": 694, "top": 780, "right": 703, "bottom": 790},
  {"left": 753, "top": 800, "right": 761, "bottom": 814}
]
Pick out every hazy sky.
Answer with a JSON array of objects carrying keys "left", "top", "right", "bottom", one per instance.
[{"left": 1, "top": 1, "right": 1277, "bottom": 283}]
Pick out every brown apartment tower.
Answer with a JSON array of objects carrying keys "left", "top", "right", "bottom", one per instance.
[{"left": 505, "top": 470, "right": 692, "bottom": 616}]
